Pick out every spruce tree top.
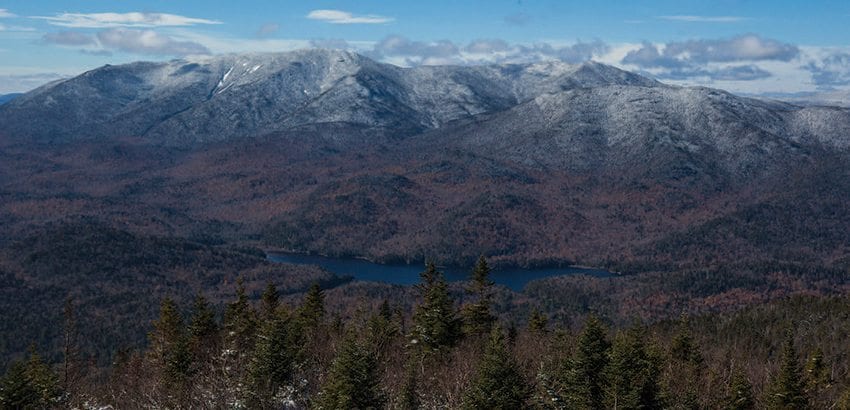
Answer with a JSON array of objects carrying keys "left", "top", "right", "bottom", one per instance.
[{"left": 470, "top": 255, "right": 494, "bottom": 293}]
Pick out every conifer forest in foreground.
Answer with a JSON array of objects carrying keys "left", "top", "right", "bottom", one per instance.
[{"left": 3, "top": 257, "right": 850, "bottom": 409}]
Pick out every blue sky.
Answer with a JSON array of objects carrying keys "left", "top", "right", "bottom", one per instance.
[{"left": 0, "top": 1, "right": 848, "bottom": 94}]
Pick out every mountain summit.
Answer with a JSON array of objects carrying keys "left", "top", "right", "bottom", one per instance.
[{"left": 0, "top": 49, "right": 659, "bottom": 144}]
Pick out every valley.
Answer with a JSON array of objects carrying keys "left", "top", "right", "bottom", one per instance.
[{"left": 0, "top": 49, "right": 849, "bottom": 408}]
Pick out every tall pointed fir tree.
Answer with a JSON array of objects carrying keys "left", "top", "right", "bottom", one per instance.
[
  {"left": 766, "top": 330, "right": 808, "bottom": 409},
  {"left": 314, "top": 332, "right": 384, "bottom": 409},
  {"left": 188, "top": 293, "right": 219, "bottom": 364},
  {"left": 0, "top": 345, "right": 59, "bottom": 409},
  {"left": 804, "top": 347, "right": 830, "bottom": 398},
  {"left": 223, "top": 278, "right": 258, "bottom": 355},
  {"left": 667, "top": 314, "right": 705, "bottom": 409},
  {"left": 221, "top": 278, "right": 258, "bottom": 406},
  {"left": 411, "top": 262, "right": 460, "bottom": 354},
  {"left": 561, "top": 315, "right": 610, "bottom": 409},
  {"left": 367, "top": 299, "right": 400, "bottom": 356},
  {"left": 528, "top": 307, "right": 549, "bottom": 334},
  {"left": 247, "top": 303, "right": 302, "bottom": 408},
  {"left": 260, "top": 282, "right": 280, "bottom": 321},
  {"left": 149, "top": 297, "right": 192, "bottom": 404},
  {"left": 605, "top": 325, "right": 665, "bottom": 410},
  {"left": 462, "top": 326, "right": 530, "bottom": 409},
  {"left": 461, "top": 256, "right": 496, "bottom": 336},
  {"left": 298, "top": 282, "right": 325, "bottom": 330},
  {"left": 726, "top": 366, "right": 755, "bottom": 410}
]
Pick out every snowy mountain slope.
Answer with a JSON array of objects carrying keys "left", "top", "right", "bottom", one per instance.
[
  {"left": 1, "top": 49, "right": 848, "bottom": 181},
  {"left": 0, "top": 49, "right": 661, "bottom": 144},
  {"left": 0, "top": 93, "right": 21, "bottom": 105},
  {"left": 428, "top": 85, "right": 850, "bottom": 177}
]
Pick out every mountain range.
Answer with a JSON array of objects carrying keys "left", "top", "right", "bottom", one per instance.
[
  {"left": 3, "top": 48, "right": 850, "bottom": 366},
  {"left": 1, "top": 49, "right": 849, "bottom": 269}
]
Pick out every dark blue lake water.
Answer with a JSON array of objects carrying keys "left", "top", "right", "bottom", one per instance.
[{"left": 267, "top": 252, "right": 614, "bottom": 291}]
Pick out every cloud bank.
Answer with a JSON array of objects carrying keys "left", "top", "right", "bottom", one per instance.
[
  {"left": 42, "top": 28, "right": 210, "bottom": 56},
  {"left": 307, "top": 10, "right": 393, "bottom": 24},
  {"left": 805, "top": 53, "right": 850, "bottom": 87},
  {"left": 33, "top": 12, "right": 221, "bottom": 28},
  {"left": 96, "top": 29, "right": 210, "bottom": 56},
  {"left": 366, "top": 35, "right": 609, "bottom": 66}
]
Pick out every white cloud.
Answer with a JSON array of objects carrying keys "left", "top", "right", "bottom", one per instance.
[
  {"left": 366, "top": 35, "right": 610, "bottom": 67},
  {"left": 622, "top": 35, "right": 799, "bottom": 73},
  {"left": 658, "top": 15, "right": 748, "bottom": 23},
  {"left": 97, "top": 28, "right": 210, "bottom": 56},
  {"left": 0, "top": 23, "right": 36, "bottom": 32},
  {"left": 306, "top": 9, "right": 393, "bottom": 24},
  {"left": 802, "top": 47, "right": 850, "bottom": 88},
  {"left": 0, "top": 9, "right": 15, "bottom": 18},
  {"left": 168, "top": 29, "right": 315, "bottom": 54},
  {"left": 32, "top": 12, "right": 221, "bottom": 28},
  {"left": 613, "top": 42, "right": 837, "bottom": 94}
]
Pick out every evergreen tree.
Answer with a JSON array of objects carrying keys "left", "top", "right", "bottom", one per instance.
[
  {"left": 367, "top": 299, "right": 399, "bottom": 355},
  {"left": 562, "top": 315, "right": 610, "bottom": 409},
  {"left": 378, "top": 298, "right": 392, "bottom": 321},
  {"left": 462, "top": 326, "right": 529, "bottom": 409},
  {"left": 0, "top": 360, "right": 37, "bottom": 409},
  {"left": 223, "top": 277, "right": 258, "bottom": 355},
  {"left": 247, "top": 308, "right": 302, "bottom": 408},
  {"left": 726, "top": 367, "right": 755, "bottom": 410},
  {"left": 804, "top": 347, "right": 830, "bottom": 395},
  {"left": 528, "top": 307, "right": 549, "bottom": 333},
  {"left": 220, "top": 279, "right": 259, "bottom": 405},
  {"left": 188, "top": 294, "right": 218, "bottom": 360},
  {"left": 299, "top": 282, "right": 325, "bottom": 329},
  {"left": 410, "top": 262, "right": 460, "bottom": 353},
  {"left": 667, "top": 314, "right": 704, "bottom": 409},
  {"left": 766, "top": 331, "right": 808, "bottom": 409},
  {"left": 314, "top": 333, "right": 384, "bottom": 409},
  {"left": 260, "top": 282, "right": 280, "bottom": 321},
  {"left": 605, "top": 325, "right": 665, "bottom": 410},
  {"left": 149, "top": 297, "right": 192, "bottom": 402},
  {"left": 461, "top": 256, "right": 496, "bottom": 336},
  {"left": 0, "top": 345, "right": 59, "bottom": 409},
  {"left": 669, "top": 314, "right": 703, "bottom": 366}
]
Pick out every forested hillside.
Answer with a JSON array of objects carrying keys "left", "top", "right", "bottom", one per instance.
[{"left": 3, "top": 259, "right": 850, "bottom": 409}]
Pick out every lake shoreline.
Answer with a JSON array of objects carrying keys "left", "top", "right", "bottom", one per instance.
[
  {"left": 263, "top": 248, "right": 619, "bottom": 275},
  {"left": 265, "top": 250, "right": 618, "bottom": 292}
]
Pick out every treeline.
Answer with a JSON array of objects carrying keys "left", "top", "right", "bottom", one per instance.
[{"left": 3, "top": 257, "right": 850, "bottom": 409}]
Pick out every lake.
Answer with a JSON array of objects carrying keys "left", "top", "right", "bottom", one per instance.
[{"left": 267, "top": 252, "right": 614, "bottom": 291}]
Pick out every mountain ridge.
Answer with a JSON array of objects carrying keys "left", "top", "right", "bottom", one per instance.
[
  {"left": 0, "top": 49, "right": 661, "bottom": 144},
  {"left": 0, "top": 49, "right": 849, "bottom": 269},
  {"left": 0, "top": 93, "right": 21, "bottom": 105}
]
